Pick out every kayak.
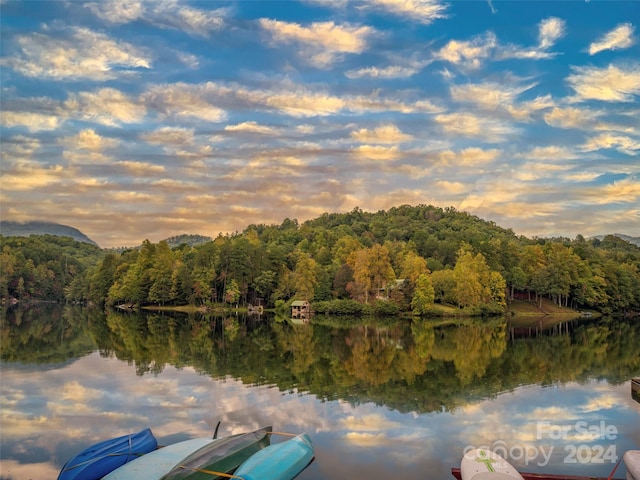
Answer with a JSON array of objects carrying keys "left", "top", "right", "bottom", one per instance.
[
  {"left": 460, "top": 449, "right": 524, "bottom": 480},
  {"left": 103, "top": 438, "right": 214, "bottom": 480},
  {"left": 103, "top": 426, "right": 272, "bottom": 480},
  {"left": 160, "top": 426, "right": 272, "bottom": 479},
  {"left": 233, "top": 433, "right": 314, "bottom": 480},
  {"left": 57, "top": 428, "right": 158, "bottom": 480}
]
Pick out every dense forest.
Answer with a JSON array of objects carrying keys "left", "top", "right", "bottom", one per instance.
[{"left": 2, "top": 205, "right": 639, "bottom": 315}]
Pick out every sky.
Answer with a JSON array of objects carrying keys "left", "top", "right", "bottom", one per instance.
[{"left": 1, "top": 0, "right": 639, "bottom": 248}]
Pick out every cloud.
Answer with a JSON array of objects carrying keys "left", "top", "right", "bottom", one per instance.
[
  {"left": 259, "top": 19, "right": 374, "bottom": 68},
  {"left": 115, "top": 161, "right": 167, "bottom": 175},
  {"left": 351, "top": 124, "right": 413, "bottom": 144},
  {"left": 85, "top": 0, "right": 144, "bottom": 24},
  {"left": 0, "top": 163, "right": 67, "bottom": 191},
  {"left": 1, "top": 111, "right": 62, "bottom": 132},
  {"left": 589, "top": 23, "right": 635, "bottom": 55},
  {"left": 434, "top": 112, "right": 517, "bottom": 141},
  {"left": 434, "top": 180, "right": 468, "bottom": 194},
  {"left": 65, "top": 88, "right": 145, "bottom": 126},
  {"left": 582, "top": 133, "right": 640, "bottom": 155},
  {"left": 544, "top": 106, "right": 600, "bottom": 129},
  {"left": 59, "top": 129, "right": 119, "bottom": 152},
  {"left": 142, "top": 83, "right": 227, "bottom": 122},
  {"left": 435, "top": 32, "right": 497, "bottom": 69},
  {"left": 150, "top": 2, "right": 228, "bottom": 37},
  {"left": 582, "top": 177, "right": 640, "bottom": 205},
  {"left": 345, "top": 61, "right": 428, "bottom": 79},
  {"left": 351, "top": 145, "right": 401, "bottom": 161},
  {"left": 567, "top": 63, "right": 640, "bottom": 102},
  {"left": 224, "top": 121, "right": 276, "bottom": 135},
  {"left": 366, "top": 0, "right": 448, "bottom": 25},
  {"left": 2, "top": 27, "right": 150, "bottom": 80},
  {"left": 437, "top": 18, "right": 564, "bottom": 69},
  {"left": 449, "top": 81, "right": 553, "bottom": 120},
  {"left": 141, "top": 127, "right": 196, "bottom": 146},
  {"left": 85, "top": 0, "right": 228, "bottom": 37},
  {"left": 538, "top": 17, "right": 566, "bottom": 50},
  {"left": 436, "top": 147, "right": 502, "bottom": 168}
]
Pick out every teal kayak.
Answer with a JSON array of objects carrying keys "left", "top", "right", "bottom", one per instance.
[{"left": 233, "top": 433, "right": 314, "bottom": 480}]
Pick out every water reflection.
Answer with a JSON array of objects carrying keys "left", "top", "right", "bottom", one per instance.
[{"left": 1, "top": 306, "right": 639, "bottom": 480}]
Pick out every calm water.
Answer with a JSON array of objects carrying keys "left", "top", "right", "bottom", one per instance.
[{"left": 1, "top": 305, "right": 639, "bottom": 480}]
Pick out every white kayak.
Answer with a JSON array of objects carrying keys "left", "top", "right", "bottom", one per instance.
[
  {"left": 625, "top": 450, "right": 640, "bottom": 480},
  {"left": 102, "top": 438, "right": 214, "bottom": 480},
  {"left": 461, "top": 449, "right": 525, "bottom": 480}
]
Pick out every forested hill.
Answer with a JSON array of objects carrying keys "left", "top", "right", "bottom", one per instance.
[
  {"left": 1, "top": 204, "right": 639, "bottom": 315},
  {"left": 0, "top": 221, "right": 98, "bottom": 246}
]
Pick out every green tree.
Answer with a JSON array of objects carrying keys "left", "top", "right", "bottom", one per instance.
[
  {"left": 148, "top": 241, "right": 174, "bottom": 305},
  {"left": 292, "top": 252, "right": 319, "bottom": 301},
  {"left": 411, "top": 273, "right": 435, "bottom": 315}
]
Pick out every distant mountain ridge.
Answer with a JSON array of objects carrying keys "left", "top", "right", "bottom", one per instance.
[
  {"left": 591, "top": 233, "right": 640, "bottom": 247},
  {"left": 0, "top": 221, "right": 98, "bottom": 246}
]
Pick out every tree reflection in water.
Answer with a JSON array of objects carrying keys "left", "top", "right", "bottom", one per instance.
[{"left": 2, "top": 306, "right": 638, "bottom": 413}]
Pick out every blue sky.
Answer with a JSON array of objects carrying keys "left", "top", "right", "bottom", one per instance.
[{"left": 1, "top": 0, "right": 639, "bottom": 247}]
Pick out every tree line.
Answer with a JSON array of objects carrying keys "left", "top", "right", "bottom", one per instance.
[{"left": 1, "top": 205, "right": 639, "bottom": 315}]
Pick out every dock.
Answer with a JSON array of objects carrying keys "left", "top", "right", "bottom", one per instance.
[{"left": 633, "top": 378, "right": 640, "bottom": 404}]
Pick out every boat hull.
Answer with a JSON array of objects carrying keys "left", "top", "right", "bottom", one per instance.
[
  {"left": 452, "top": 468, "right": 624, "bottom": 480},
  {"left": 461, "top": 448, "right": 524, "bottom": 480},
  {"left": 160, "top": 426, "right": 272, "bottom": 479},
  {"left": 234, "top": 433, "right": 314, "bottom": 480},
  {"left": 57, "top": 428, "right": 158, "bottom": 480}
]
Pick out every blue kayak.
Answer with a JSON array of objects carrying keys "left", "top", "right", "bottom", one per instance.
[
  {"left": 233, "top": 433, "right": 314, "bottom": 480},
  {"left": 57, "top": 428, "right": 158, "bottom": 480}
]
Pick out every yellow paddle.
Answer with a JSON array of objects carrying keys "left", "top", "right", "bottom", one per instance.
[{"left": 177, "top": 465, "right": 243, "bottom": 478}]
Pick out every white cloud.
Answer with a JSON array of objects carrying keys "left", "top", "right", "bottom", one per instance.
[
  {"left": 1, "top": 111, "right": 62, "bottom": 132},
  {"left": 224, "top": 121, "right": 276, "bottom": 135},
  {"left": 538, "top": 17, "right": 566, "bottom": 50},
  {"left": 141, "top": 127, "right": 196, "bottom": 146},
  {"left": 589, "top": 23, "right": 635, "bottom": 55},
  {"left": 366, "top": 0, "right": 448, "bottom": 25},
  {"left": 345, "top": 62, "right": 427, "bottom": 79},
  {"left": 449, "top": 81, "right": 553, "bottom": 120},
  {"left": 142, "top": 83, "right": 227, "bottom": 122},
  {"left": 65, "top": 88, "right": 145, "bottom": 126},
  {"left": 85, "top": 0, "right": 144, "bottom": 24},
  {"left": 351, "top": 125, "right": 413, "bottom": 144},
  {"left": 434, "top": 112, "right": 517, "bottom": 142},
  {"left": 85, "top": 0, "right": 228, "bottom": 37},
  {"left": 582, "top": 177, "right": 640, "bottom": 205},
  {"left": 2, "top": 27, "right": 150, "bottom": 80},
  {"left": 567, "top": 63, "right": 640, "bottom": 102},
  {"left": 59, "top": 129, "right": 119, "bottom": 152},
  {"left": 259, "top": 19, "right": 374, "bottom": 68},
  {"left": 582, "top": 133, "right": 640, "bottom": 155},
  {"left": 436, "top": 32, "right": 497, "bottom": 69},
  {"left": 351, "top": 145, "right": 401, "bottom": 161},
  {"left": 544, "top": 106, "right": 600, "bottom": 129}
]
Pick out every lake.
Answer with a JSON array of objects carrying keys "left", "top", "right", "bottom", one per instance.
[{"left": 1, "top": 305, "right": 639, "bottom": 480}]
